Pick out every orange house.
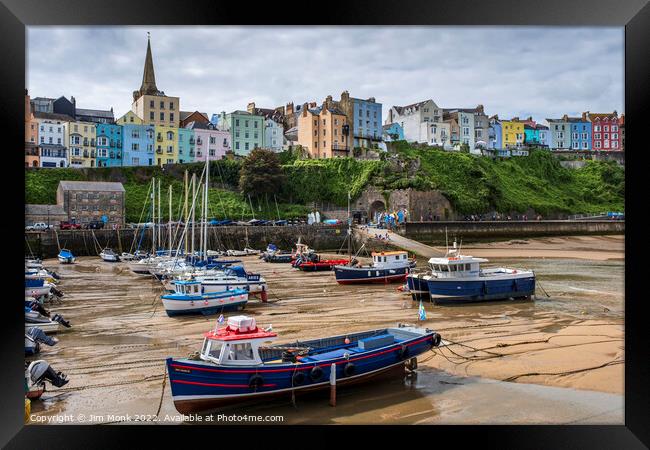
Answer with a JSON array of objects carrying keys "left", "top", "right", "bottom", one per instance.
[
  {"left": 25, "top": 90, "right": 39, "bottom": 167},
  {"left": 297, "top": 100, "right": 349, "bottom": 158}
]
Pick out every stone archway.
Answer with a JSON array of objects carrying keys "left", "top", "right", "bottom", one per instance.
[{"left": 369, "top": 200, "right": 386, "bottom": 222}]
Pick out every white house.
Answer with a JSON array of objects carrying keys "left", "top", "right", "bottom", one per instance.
[{"left": 385, "top": 99, "right": 445, "bottom": 145}]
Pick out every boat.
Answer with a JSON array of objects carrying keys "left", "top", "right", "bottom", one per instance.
[
  {"left": 334, "top": 251, "right": 413, "bottom": 284},
  {"left": 226, "top": 248, "right": 261, "bottom": 257},
  {"left": 406, "top": 271, "right": 433, "bottom": 301},
  {"left": 294, "top": 253, "right": 350, "bottom": 272},
  {"left": 25, "top": 268, "right": 58, "bottom": 284},
  {"left": 164, "top": 266, "right": 268, "bottom": 301},
  {"left": 99, "top": 248, "right": 120, "bottom": 262},
  {"left": 25, "top": 278, "right": 56, "bottom": 298},
  {"left": 25, "top": 303, "right": 71, "bottom": 334},
  {"left": 165, "top": 315, "right": 442, "bottom": 413},
  {"left": 25, "top": 258, "right": 43, "bottom": 270},
  {"left": 25, "top": 327, "right": 58, "bottom": 356},
  {"left": 57, "top": 249, "right": 75, "bottom": 264},
  {"left": 161, "top": 280, "right": 249, "bottom": 317},
  {"left": 25, "top": 360, "right": 69, "bottom": 400},
  {"left": 424, "top": 242, "right": 535, "bottom": 303},
  {"left": 263, "top": 252, "right": 293, "bottom": 263}
]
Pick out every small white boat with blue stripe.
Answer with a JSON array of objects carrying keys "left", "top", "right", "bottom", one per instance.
[{"left": 161, "top": 279, "right": 248, "bottom": 317}]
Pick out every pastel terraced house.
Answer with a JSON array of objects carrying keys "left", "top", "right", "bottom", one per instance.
[
  {"left": 186, "top": 121, "right": 231, "bottom": 161},
  {"left": 155, "top": 125, "right": 178, "bottom": 166},
  {"left": 297, "top": 98, "right": 350, "bottom": 158},
  {"left": 501, "top": 118, "right": 525, "bottom": 149},
  {"left": 117, "top": 111, "right": 155, "bottom": 167},
  {"left": 95, "top": 123, "right": 123, "bottom": 167},
  {"left": 568, "top": 115, "right": 592, "bottom": 150},
  {"left": 25, "top": 90, "right": 39, "bottom": 167},
  {"left": 585, "top": 111, "right": 621, "bottom": 151},
  {"left": 66, "top": 120, "right": 97, "bottom": 167},
  {"left": 385, "top": 99, "right": 444, "bottom": 145},
  {"left": 546, "top": 116, "right": 571, "bottom": 150},
  {"left": 220, "top": 110, "right": 264, "bottom": 156}
]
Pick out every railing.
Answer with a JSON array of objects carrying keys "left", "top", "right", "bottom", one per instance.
[
  {"left": 157, "top": 136, "right": 163, "bottom": 142},
  {"left": 331, "top": 144, "right": 349, "bottom": 151}
]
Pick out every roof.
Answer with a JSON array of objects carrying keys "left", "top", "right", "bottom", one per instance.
[
  {"left": 25, "top": 204, "right": 66, "bottom": 215},
  {"left": 180, "top": 111, "right": 209, "bottom": 121},
  {"left": 76, "top": 108, "right": 114, "bottom": 119},
  {"left": 185, "top": 120, "right": 216, "bottom": 130},
  {"left": 58, "top": 181, "right": 125, "bottom": 192},
  {"left": 33, "top": 111, "right": 75, "bottom": 122},
  {"left": 588, "top": 113, "right": 618, "bottom": 121},
  {"left": 204, "top": 327, "right": 277, "bottom": 341},
  {"left": 371, "top": 250, "right": 408, "bottom": 256},
  {"left": 392, "top": 100, "right": 432, "bottom": 115}
]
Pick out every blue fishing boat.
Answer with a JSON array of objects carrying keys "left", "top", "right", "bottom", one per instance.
[
  {"left": 57, "top": 249, "right": 75, "bottom": 264},
  {"left": 166, "top": 315, "right": 441, "bottom": 413},
  {"left": 334, "top": 251, "right": 414, "bottom": 284},
  {"left": 161, "top": 280, "right": 248, "bottom": 317},
  {"left": 422, "top": 242, "right": 535, "bottom": 303}
]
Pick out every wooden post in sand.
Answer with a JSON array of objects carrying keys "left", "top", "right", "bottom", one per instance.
[{"left": 329, "top": 363, "right": 336, "bottom": 407}]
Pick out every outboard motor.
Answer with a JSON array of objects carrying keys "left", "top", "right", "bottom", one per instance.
[
  {"left": 48, "top": 270, "right": 61, "bottom": 280},
  {"left": 51, "top": 314, "right": 71, "bottom": 328},
  {"left": 51, "top": 286, "right": 64, "bottom": 298},
  {"left": 28, "top": 360, "right": 69, "bottom": 388},
  {"left": 27, "top": 327, "right": 58, "bottom": 347},
  {"left": 29, "top": 301, "right": 50, "bottom": 318}
]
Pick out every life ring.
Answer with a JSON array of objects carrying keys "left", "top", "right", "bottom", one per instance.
[
  {"left": 249, "top": 374, "right": 264, "bottom": 390},
  {"left": 343, "top": 363, "right": 356, "bottom": 377},
  {"left": 310, "top": 366, "right": 324, "bottom": 382},
  {"left": 397, "top": 344, "right": 409, "bottom": 359},
  {"left": 432, "top": 333, "right": 442, "bottom": 347},
  {"left": 292, "top": 371, "right": 306, "bottom": 386}
]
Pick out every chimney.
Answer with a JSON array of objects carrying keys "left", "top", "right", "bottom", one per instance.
[
  {"left": 562, "top": 114, "right": 568, "bottom": 121},
  {"left": 613, "top": 110, "right": 618, "bottom": 117},
  {"left": 581, "top": 112, "right": 587, "bottom": 121},
  {"left": 476, "top": 104, "right": 484, "bottom": 114},
  {"left": 247, "top": 102, "right": 256, "bottom": 114}
]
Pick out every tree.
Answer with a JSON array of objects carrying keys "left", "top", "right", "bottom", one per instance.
[{"left": 239, "top": 148, "right": 286, "bottom": 198}]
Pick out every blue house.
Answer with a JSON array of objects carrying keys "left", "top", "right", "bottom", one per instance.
[
  {"left": 352, "top": 97, "right": 382, "bottom": 148},
  {"left": 95, "top": 123, "right": 123, "bottom": 167},
  {"left": 488, "top": 118, "right": 502, "bottom": 150},
  {"left": 568, "top": 117, "right": 592, "bottom": 151},
  {"left": 383, "top": 123, "right": 404, "bottom": 141},
  {"left": 117, "top": 111, "right": 155, "bottom": 166}
]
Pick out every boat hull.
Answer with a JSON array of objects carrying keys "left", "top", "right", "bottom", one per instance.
[
  {"left": 167, "top": 330, "right": 437, "bottom": 414},
  {"left": 334, "top": 266, "right": 409, "bottom": 284},
  {"left": 426, "top": 276, "right": 535, "bottom": 303},
  {"left": 161, "top": 291, "right": 249, "bottom": 317},
  {"left": 297, "top": 259, "right": 350, "bottom": 272},
  {"left": 406, "top": 274, "right": 431, "bottom": 301}
]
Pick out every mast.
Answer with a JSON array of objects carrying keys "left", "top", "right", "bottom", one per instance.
[
  {"left": 183, "top": 170, "right": 189, "bottom": 255},
  {"left": 199, "top": 184, "right": 204, "bottom": 260},
  {"left": 191, "top": 173, "right": 196, "bottom": 257},
  {"left": 203, "top": 157, "right": 209, "bottom": 260},
  {"left": 157, "top": 178, "right": 161, "bottom": 251},
  {"left": 347, "top": 191, "right": 352, "bottom": 262},
  {"left": 151, "top": 177, "right": 156, "bottom": 254},
  {"left": 168, "top": 184, "right": 172, "bottom": 253}
]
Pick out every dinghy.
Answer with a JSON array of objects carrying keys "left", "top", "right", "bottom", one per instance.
[
  {"left": 166, "top": 315, "right": 442, "bottom": 413},
  {"left": 99, "top": 248, "right": 120, "bottom": 262},
  {"left": 57, "top": 249, "right": 75, "bottom": 264}
]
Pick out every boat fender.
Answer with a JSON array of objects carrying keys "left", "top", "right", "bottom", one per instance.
[
  {"left": 248, "top": 374, "right": 264, "bottom": 390},
  {"left": 432, "top": 333, "right": 442, "bottom": 347},
  {"left": 405, "top": 357, "right": 418, "bottom": 371},
  {"left": 310, "top": 366, "right": 324, "bottom": 381},
  {"left": 292, "top": 371, "right": 306, "bottom": 386},
  {"left": 398, "top": 344, "right": 409, "bottom": 359},
  {"left": 343, "top": 363, "right": 355, "bottom": 377}
]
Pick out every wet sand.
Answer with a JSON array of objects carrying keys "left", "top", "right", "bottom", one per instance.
[{"left": 28, "top": 235, "right": 624, "bottom": 424}]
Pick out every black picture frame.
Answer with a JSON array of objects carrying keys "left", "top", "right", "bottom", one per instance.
[{"left": 3, "top": 0, "right": 647, "bottom": 447}]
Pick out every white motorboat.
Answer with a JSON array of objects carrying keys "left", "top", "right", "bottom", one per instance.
[{"left": 100, "top": 248, "right": 120, "bottom": 262}]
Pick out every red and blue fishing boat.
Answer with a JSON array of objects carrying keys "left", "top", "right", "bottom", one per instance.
[
  {"left": 333, "top": 251, "right": 415, "bottom": 284},
  {"left": 166, "top": 315, "right": 441, "bottom": 413}
]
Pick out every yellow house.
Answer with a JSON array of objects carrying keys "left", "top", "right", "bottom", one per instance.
[
  {"left": 66, "top": 120, "right": 97, "bottom": 167},
  {"left": 154, "top": 125, "right": 178, "bottom": 166},
  {"left": 501, "top": 119, "right": 525, "bottom": 149},
  {"left": 116, "top": 110, "right": 143, "bottom": 125}
]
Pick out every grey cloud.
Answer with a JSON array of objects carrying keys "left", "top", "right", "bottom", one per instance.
[{"left": 27, "top": 26, "right": 623, "bottom": 123}]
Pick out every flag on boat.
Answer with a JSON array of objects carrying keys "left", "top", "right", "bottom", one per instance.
[
  {"left": 418, "top": 300, "right": 427, "bottom": 321},
  {"left": 218, "top": 314, "right": 224, "bottom": 324}
]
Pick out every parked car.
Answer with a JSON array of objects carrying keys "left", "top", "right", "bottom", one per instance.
[
  {"left": 84, "top": 220, "right": 105, "bottom": 230},
  {"left": 59, "top": 221, "right": 82, "bottom": 230},
  {"left": 26, "top": 222, "right": 50, "bottom": 231}
]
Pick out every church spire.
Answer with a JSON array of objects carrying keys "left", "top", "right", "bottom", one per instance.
[{"left": 133, "top": 33, "right": 162, "bottom": 101}]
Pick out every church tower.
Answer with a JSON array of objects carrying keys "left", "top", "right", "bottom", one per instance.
[{"left": 131, "top": 33, "right": 180, "bottom": 129}]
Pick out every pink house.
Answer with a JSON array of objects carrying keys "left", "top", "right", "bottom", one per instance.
[{"left": 185, "top": 121, "right": 231, "bottom": 161}]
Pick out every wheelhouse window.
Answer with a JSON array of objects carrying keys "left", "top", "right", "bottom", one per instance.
[{"left": 226, "top": 343, "right": 255, "bottom": 361}]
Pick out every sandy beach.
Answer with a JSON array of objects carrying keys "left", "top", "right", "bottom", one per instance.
[{"left": 27, "top": 234, "right": 624, "bottom": 424}]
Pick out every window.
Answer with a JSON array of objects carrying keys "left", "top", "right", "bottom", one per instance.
[
  {"left": 254, "top": 121, "right": 258, "bottom": 128},
  {"left": 160, "top": 101, "right": 165, "bottom": 109},
  {"left": 245, "top": 120, "right": 249, "bottom": 128},
  {"left": 129, "top": 116, "right": 134, "bottom": 123},
  {"left": 160, "top": 112, "right": 165, "bottom": 121},
  {"left": 167, "top": 131, "right": 174, "bottom": 140},
  {"left": 595, "top": 133, "right": 601, "bottom": 139},
  {"left": 169, "top": 102, "right": 174, "bottom": 110},
  {"left": 170, "top": 113, "right": 174, "bottom": 122},
  {"left": 132, "top": 143, "right": 139, "bottom": 151},
  {"left": 150, "top": 112, "right": 154, "bottom": 120},
  {"left": 235, "top": 119, "right": 240, "bottom": 127},
  {"left": 235, "top": 142, "right": 240, "bottom": 150},
  {"left": 132, "top": 157, "right": 139, "bottom": 165},
  {"left": 245, "top": 142, "right": 249, "bottom": 151},
  {"left": 226, "top": 343, "right": 254, "bottom": 361}
]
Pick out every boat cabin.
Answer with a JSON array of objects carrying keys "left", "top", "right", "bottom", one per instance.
[
  {"left": 199, "top": 316, "right": 276, "bottom": 366},
  {"left": 173, "top": 280, "right": 203, "bottom": 296},
  {"left": 371, "top": 251, "right": 410, "bottom": 268},
  {"left": 427, "top": 254, "right": 488, "bottom": 279}
]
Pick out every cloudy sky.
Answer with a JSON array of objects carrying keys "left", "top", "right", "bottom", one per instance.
[{"left": 27, "top": 27, "right": 624, "bottom": 122}]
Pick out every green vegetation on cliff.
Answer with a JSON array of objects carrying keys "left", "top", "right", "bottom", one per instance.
[{"left": 25, "top": 143, "right": 624, "bottom": 221}]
